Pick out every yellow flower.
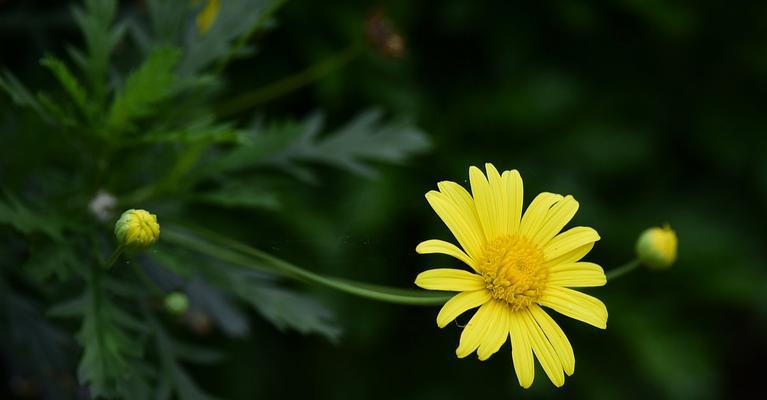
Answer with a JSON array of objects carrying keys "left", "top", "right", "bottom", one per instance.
[
  {"left": 636, "top": 225, "right": 677, "bottom": 269},
  {"left": 196, "top": 0, "right": 221, "bottom": 34},
  {"left": 415, "top": 164, "right": 607, "bottom": 388},
  {"left": 114, "top": 209, "right": 160, "bottom": 251}
]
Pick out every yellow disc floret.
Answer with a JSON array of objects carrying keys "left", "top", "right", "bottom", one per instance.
[
  {"left": 114, "top": 209, "right": 160, "bottom": 251},
  {"left": 478, "top": 235, "right": 547, "bottom": 311}
]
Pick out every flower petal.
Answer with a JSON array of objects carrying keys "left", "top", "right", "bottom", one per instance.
[
  {"left": 456, "top": 300, "right": 497, "bottom": 358},
  {"left": 522, "top": 310, "right": 565, "bottom": 387},
  {"left": 539, "top": 286, "right": 608, "bottom": 329},
  {"left": 426, "top": 190, "right": 485, "bottom": 259},
  {"left": 529, "top": 305, "right": 575, "bottom": 376},
  {"left": 519, "top": 192, "right": 564, "bottom": 238},
  {"left": 509, "top": 311, "right": 535, "bottom": 388},
  {"left": 548, "top": 262, "right": 606, "bottom": 288},
  {"left": 531, "top": 195, "right": 579, "bottom": 246},
  {"left": 416, "top": 239, "right": 478, "bottom": 271},
  {"left": 415, "top": 269, "right": 486, "bottom": 292},
  {"left": 544, "top": 242, "right": 595, "bottom": 268},
  {"left": 469, "top": 165, "right": 498, "bottom": 239},
  {"left": 436, "top": 289, "right": 491, "bottom": 328},
  {"left": 502, "top": 169, "right": 524, "bottom": 234},
  {"left": 477, "top": 301, "right": 510, "bottom": 361},
  {"left": 543, "top": 227, "right": 600, "bottom": 261}
]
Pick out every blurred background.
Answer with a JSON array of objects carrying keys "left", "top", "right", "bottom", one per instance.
[{"left": 2, "top": 0, "right": 767, "bottom": 399}]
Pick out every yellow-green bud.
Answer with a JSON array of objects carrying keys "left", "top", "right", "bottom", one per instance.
[
  {"left": 164, "top": 292, "right": 189, "bottom": 316},
  {"left": 114, "top": 209, "right": 160, "bottom": 251},
  {"left": 636, "top": 225, "right": 678, "bottom": 269}
]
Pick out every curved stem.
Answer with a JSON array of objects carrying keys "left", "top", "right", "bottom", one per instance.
[
  {"left": 606, "top": 259, "right": 641, "bottom": 281},
  {"left": 215, "top": 43, "right": 362, "bottom": 117},
  {"left": 162, "top": 225, "right": 451, "bottom": 306}
]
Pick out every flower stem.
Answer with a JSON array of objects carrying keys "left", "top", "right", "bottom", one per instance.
[
  {"left": 104, "top": 245, "right": 124, "bottom": 269},
  {"left": 162, "top": 225, "right": 451, "bottom": 306},
  {"left": 606, "top": 259, "right": 641, "bottom": 281},
  {"left": 215, "top": 43, "right": 362, "bottom": 117}
]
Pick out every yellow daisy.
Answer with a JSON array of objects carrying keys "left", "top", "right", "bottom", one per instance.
[{"left": 415, "top": 163, "right": 607, "bottom": 388}]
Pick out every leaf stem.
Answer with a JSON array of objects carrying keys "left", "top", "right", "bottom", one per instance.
[
  {"left": 162, "top": 225, "right": 451, "bottom": 306},
  {"left": 606, "top": 259, "right": 641, "bottom": 281}
]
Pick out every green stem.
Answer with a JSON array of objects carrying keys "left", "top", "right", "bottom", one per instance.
[
  {"left": 162, "top": 225, "right": 451, "bottom": 306},
  {"left": 606, "top": 259, "right": 641, "bottom": 281},
  {"left": 215, "top": 43, "right": 362, "bottom": 117},
  {"left": 104, "top": 245, "right": 125, "bottom": 269}
]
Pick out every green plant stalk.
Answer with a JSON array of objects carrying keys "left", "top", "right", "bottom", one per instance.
[
  {"left": 606, "top": 259, "right": 641, "bottom": 281},
  {"left": 162, "top": 225, "right": 452, "bottom": 306},
  {"left": 104, "top": 245, "right": 124, "bottom": 269},
  {"left": 215, "top": 43, "right": 362, "bottom": 117}
]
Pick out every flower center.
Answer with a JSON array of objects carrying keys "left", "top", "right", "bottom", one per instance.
[{"left": 478, "top": 235, "right": 548, "bottom": 311}]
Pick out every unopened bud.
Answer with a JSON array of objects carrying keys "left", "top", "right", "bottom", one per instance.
[
  {"left": 114, "top": 209, "right": 160, "bottom": 252},
  {"left": 164, "top": 292, "right": 189, "bottom": 316},
  {"left": 636, "top": 225, "right": 677, "bottom": 269}
]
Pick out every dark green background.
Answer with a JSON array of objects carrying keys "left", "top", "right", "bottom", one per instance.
[{"left": 3, "top": 1, "right": 767, "bottom": 399}]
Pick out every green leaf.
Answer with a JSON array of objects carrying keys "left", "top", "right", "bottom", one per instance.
[
  {"left": 238, "top": 284, "right": 342, "bottom": 342},
  {"left": 192, "top": 182, "right": 280, "bottom": 210},
  {"left": 179, "top": 0, "right": 284, "bottom": 74},
  {"left": 107, "top": 47, "right": 182, "bottom": 131},
  {"left": 76, "top": 271, "right": 153, "bottom": 398},
  {"left": 0, "top": 70, "right": 51, "bottom": 122},
  {"left": 72, "top": 0, "right": 125, "bottom": 101},
  {"left": 207, "top": 110, "right": 430, "bottom": 182},
  {"left": 39, "top": 55, "right": 91, "bottom": 118},
  {"left": 0, "top": 192, "right": 63, "bottom": 241}
]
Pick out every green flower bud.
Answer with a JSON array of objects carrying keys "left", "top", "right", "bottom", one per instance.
[
  {"left": 114, "top": 209, "right": 160, "bottom": 252},
  {"left": 636, "top": 225, "right": 678, "bottom": 269},
  {"left": 164, "top": 292, "right": 189, "bottom": 316}
]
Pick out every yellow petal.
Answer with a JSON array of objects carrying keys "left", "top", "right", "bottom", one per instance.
[
  {"left": 436, "top": 290, "right": 491, "bottom": 328},
  {"left": 519, "top": 192, "right": 564, "bottom": 237},
  {"left": 477, "top": 301, "right": 510, "bottom": 361},
  {"left": 469, "top": 165, "right": 498, "bottom": 239},
  {"left": 548, "top": 262, "right": 606, "bottom": 288},
  {"left": 426, "top": 190, "right": 485, "bottom": 260},
  {"left": 529, "top": 305, "right": 575, "bottom": 376},
  {"left": 531, "top": 195, "right": 579, "bottom": 246},
  {"left": 456, "top": 300, "right": 497, "bottom": 358},
  {"left": 539, "top": 286, "right": 608, "bottom": 329},
  {"left": 502, "top": 169, "right": 524, "bottom": 234},
  {"left": 543, "top": 227, "right": 600, "bottom": 261},
  {"left": 416, "top": 239, "right": 478, "bottom": 271},
  {"left": 487, "top": 164, "right": 510, "bottom": 235},
  {"left": 544, "top": 242, "right": 595, "bottom": 268},
  {"left": 522, "top": 310, "right": 565, "bottom": 387},
  {"left": 509, "top": 311, "right": 535, "bottom": 388},
  {"left": 415, "top": 269, "right": 486, "bottom": 292}
]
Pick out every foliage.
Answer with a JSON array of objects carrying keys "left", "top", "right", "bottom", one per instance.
[{"left": 0, "top": 0, "right": 427, "bottom": 398}]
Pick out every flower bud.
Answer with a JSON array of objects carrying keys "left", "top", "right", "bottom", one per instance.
[
  {"left": 164, "top": 292, "right": 189, "bottom": 316},
  {"left": 636, "top": 225, "right": 677, "bottom": 269},
  {"left": 114, "top": 209, "right": 160, "bottom": 251},
  {"left": 196, "top": 0, "right": 221, "bottom": 34}
]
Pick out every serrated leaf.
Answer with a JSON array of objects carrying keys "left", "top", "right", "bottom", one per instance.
[
  {"left": 193, "top": 182, "right": 280, "bottom": 210},
  {"left": 47, "top": 296, "right": 87, "bottom": 318},
  {"left": 0, "top": 192, "right": 63, "bottom": 241},
  {"left": 39, "top": 55, "right": 90, "bottom": 117},
  {"left": 0, "top": 70, "right": 51, "bottom": 122},
  {"left": 236, "top": 283, "right": 341, "bottom": 342},
  {"left": 206, "top": 110, "right": 430, "bottom": 182},
  {"left": 107, "top": 47, "right": 182, "bottom": 131},
  {"left": 179, "top": 0, "right": 282, "bottom": 74}
]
